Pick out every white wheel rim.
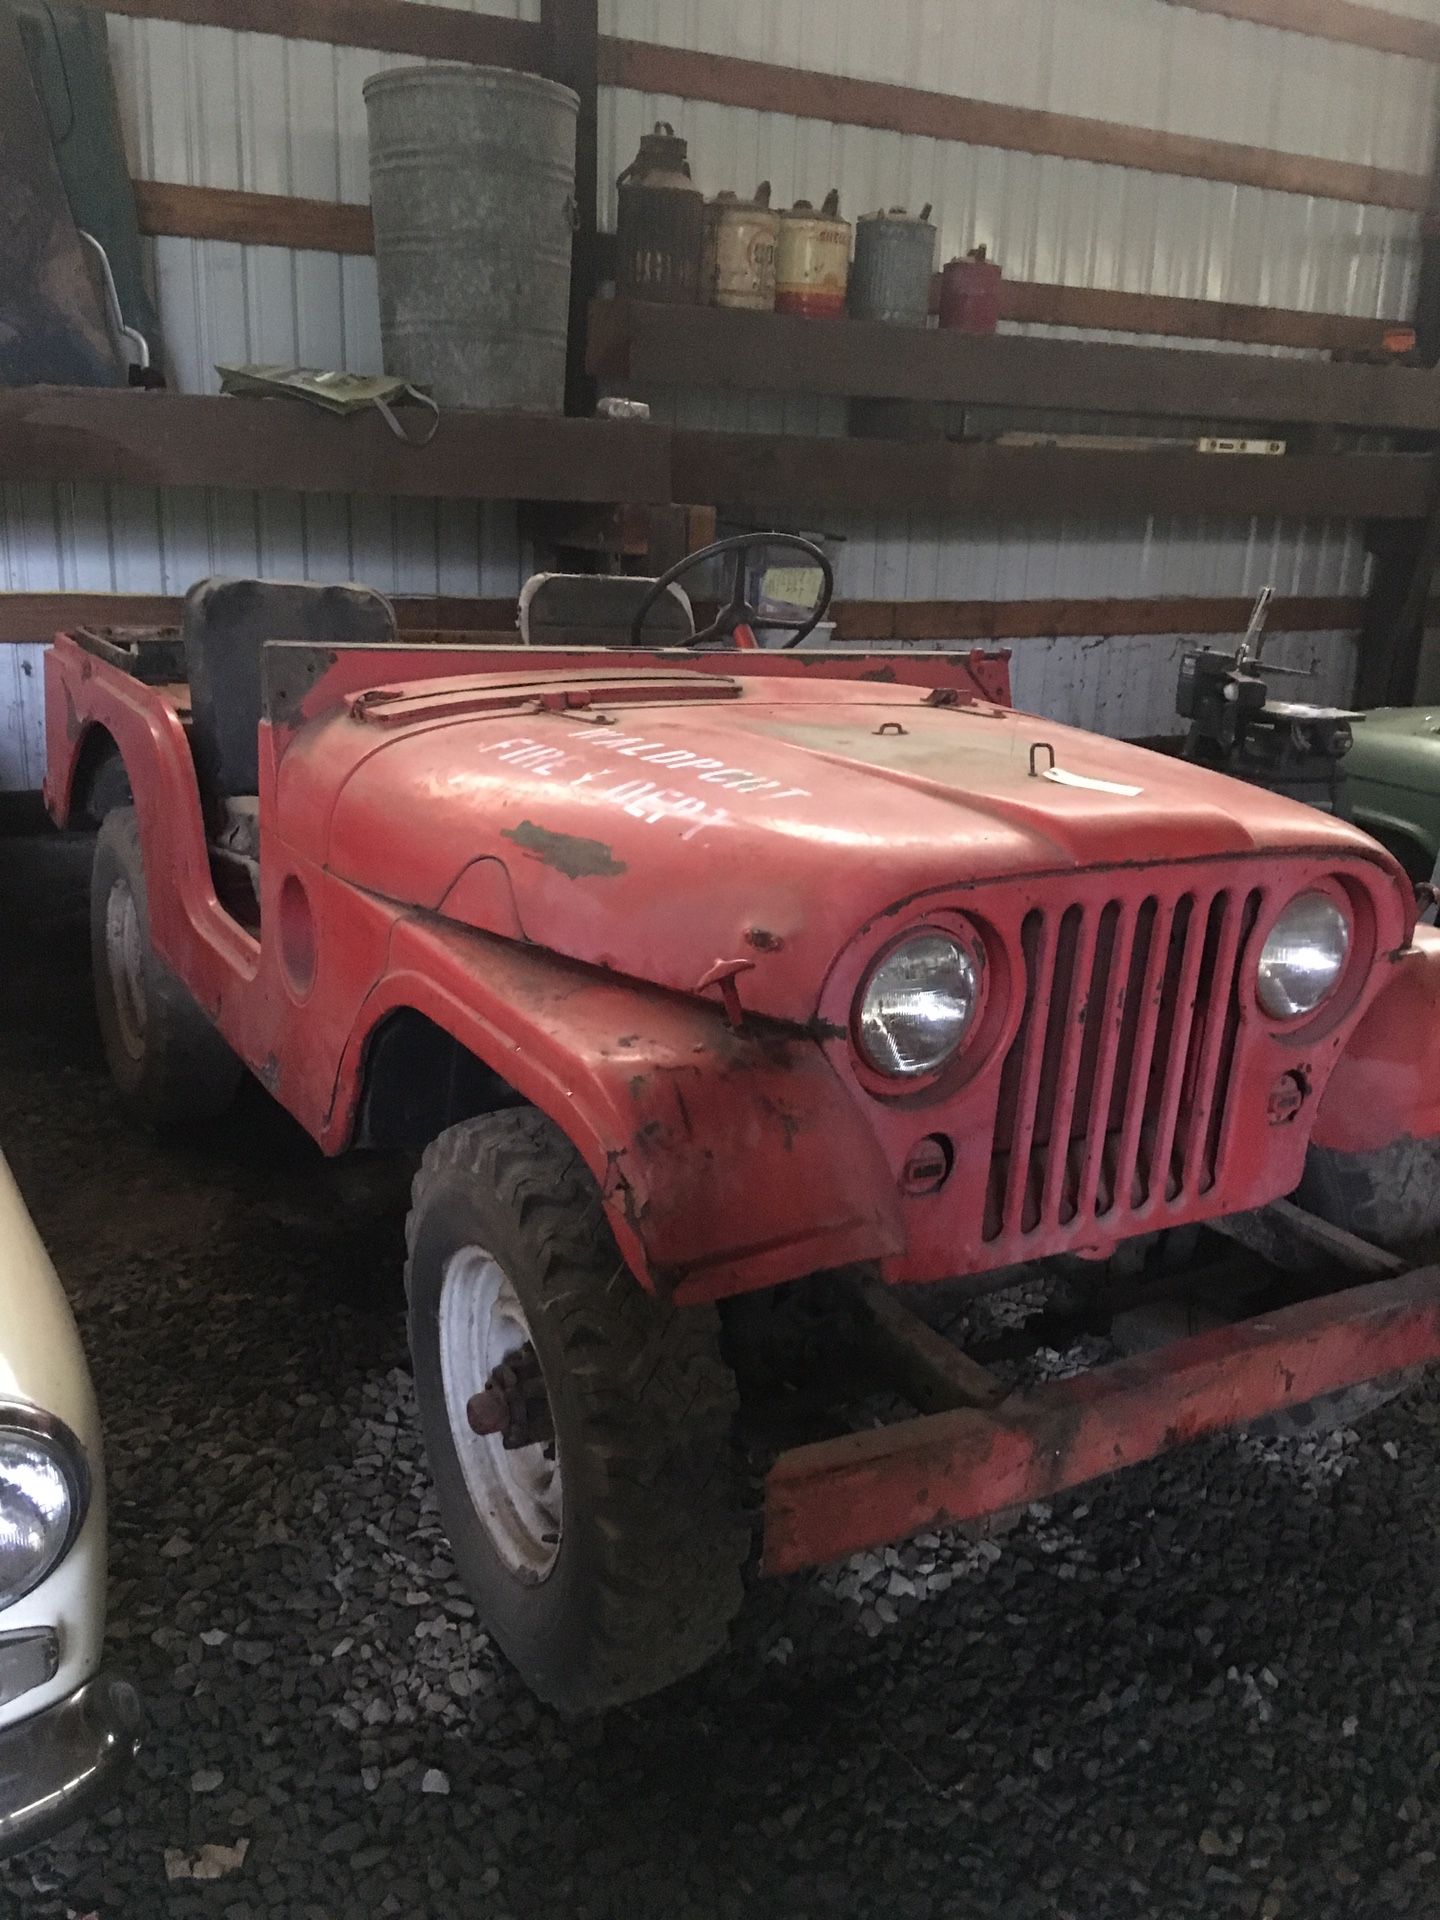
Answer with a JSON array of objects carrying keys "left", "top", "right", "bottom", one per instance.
[
  {"left": 104, "top": 876, "right": 147, "bottom": 1060},
  {"left": 438, "top": 1246, "right": 562, "bottom": 1582}
]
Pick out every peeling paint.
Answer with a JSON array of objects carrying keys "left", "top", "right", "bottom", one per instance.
[{"left": 501, "top": 819, "right": 628, "bottom": 881}]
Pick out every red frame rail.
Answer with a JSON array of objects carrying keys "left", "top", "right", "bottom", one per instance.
[{"left": 764, "top": 1266, "right": 1440, "bottom": 1574}]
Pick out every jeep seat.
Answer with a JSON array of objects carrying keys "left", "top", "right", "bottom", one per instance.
[
  {"left": 517, "top": 573, "right": 695, "bottom": 648},
  {"left": 182, "top": 578, "right": 397, "bottom": 816}
]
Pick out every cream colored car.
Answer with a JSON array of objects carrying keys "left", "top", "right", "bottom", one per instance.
[{"left": 0, "top": 1154, "right": 138, "bottom": 1857}]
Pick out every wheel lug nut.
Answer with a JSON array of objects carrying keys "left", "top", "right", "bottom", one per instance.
[{"left": 466, "top": 1388, "right": 509, "bottom": 1437}]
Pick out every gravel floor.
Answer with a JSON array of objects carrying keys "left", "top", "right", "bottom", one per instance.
[{"left": 3, "top": 825, "right": 1440, "bottom": 1920}]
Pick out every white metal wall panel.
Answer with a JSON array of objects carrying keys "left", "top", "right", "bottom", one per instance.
[
  {"left": 1006, "top": 626, "right": 1355, "bottom": 736},
  {"left": 601, "top": 0, "right": 1430, "bottom": 172},
  {"left": 810, "top": 507, "right": 1366, "bottom": 738},
  {"left": 0, "top": 12, "right": 528, "bottom": 789},
  {"left": 0, "top": 473, "right": 528, "bottom": 793},
  {"left": 0, "top": 651, "right": 45, "bottom": 794},
  {"left": 2, "top": 1, "right": 1423, "bottom": 787},
  {"left": 599, "top": 0, "right": 1429, "bottom": 322},
  {"left": 595, "top": 0, "right": 1415, "bottom": 751},
  {"left": 146, "top": 237, "right": 384, "bottom": 391},
  {"left": 601, "top": 90, "right": 1420, "bottom": 324},
  {"left": 0, "top": 483, "right": 526, "bottom": 601}
]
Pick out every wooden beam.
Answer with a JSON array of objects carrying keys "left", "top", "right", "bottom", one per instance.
[
  {"left": 90, "top": 0, "right": 1440, "bottom": 68},
  {"left": 0, "top": 388, "right": 1426, "bottom": 525},
  {"left": 542, "top": 0, "right": 600, "bottom": 418},
  {"left": 92, "top": 0, "right": 1428, "bottom": 210},
  {"left": 0, "top": 591, "right": 517, "bottom": 643},
  {"left": 6, "top": 589, "right": 1365, "bottom": 648},
  {"left": 0, "top": 387, "right": 673, "bottom": 503},
  {"left": 599, "top": 39, "right": 1428, "bottom": 213},
  {"left": 590, "top": 299, "right": 1440, "bottom": 432},
  {"left": 129, "top": 182, "right": 1407, "bottom": 357},
  {"left": 670, "top": 431, "right": 1432, "bottom": 520},
  {"left": 131, "top": 183, "right": 1409, "bottom": 367},
  {"left": 1164, "top": 0, "right": 1440, "bottom": 62},
  {"left": 830, "top": 595, "right": 1365, "bottom": 643},
  {"left": 133, "top": 180, "right": 373, "bottom": 254},
  {"left": 993, "top": 279, "right": 1404, "bottom": 356},
  {"left": 1354, "top": 88, "right": 1440, "bottom": 708},
  {"left": 100, "top": 0, "right": 542, "bottom": 65}
]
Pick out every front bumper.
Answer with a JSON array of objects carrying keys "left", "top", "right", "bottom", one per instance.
[
  {"left": 0, "top": 1673, "right": 141, "bottom": 1859},
  {"left": 763, "top": 1264, "right": 1440, "bottom": 1574}
]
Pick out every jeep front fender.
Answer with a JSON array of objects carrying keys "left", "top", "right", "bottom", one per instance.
[
  {"left": 331, "top": 914, "right": 903, "bottom": 1301},
  {"left": 1311, "top": 927, "right": 1440, "bottom": 1155}
]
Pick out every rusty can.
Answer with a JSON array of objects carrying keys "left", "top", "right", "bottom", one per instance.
[
  {"left": 774, "top": 189, "right": 850, "bottom": 320},
  {"left": 849, "top": 204, "right": 936, "bottom": 326},
  {"left": 703, "top": 182, "right": 778, "bottom": 311},
  {"left": 616, "top": 121, "right": 705, "bottom": 305},
  {"left": 938, "top": 245, "right": 1003, "bottom": 335}
]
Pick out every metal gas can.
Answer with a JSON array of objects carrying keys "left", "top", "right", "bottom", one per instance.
[
  {"left": 938, "top": 245, "right": 1003, "bottom": 335},
  {"left": 616, "top": 121, "right": 705, "bottom": 305},
  {"left": 774, "top": 190, "right": 850, "bottom": 320},
  {"left": 849, "top": 204, "right": 936, "bottom": 326},
  {"left": 703, "top": 182, "right": 778, "bottom": 311}
]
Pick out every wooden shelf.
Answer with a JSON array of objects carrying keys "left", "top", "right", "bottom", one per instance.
[
  {"left": 1, "top": 385, "right": 1431, "bottom": 525},
  {"left": 0, "top": 387, "right": 673, "bottom": 505},
  {"left": 590, "top": 297, "right": 1440, "bottom": 434},
  {"left": 671, "top": 431, "right": 1432, "bottom": 521}
]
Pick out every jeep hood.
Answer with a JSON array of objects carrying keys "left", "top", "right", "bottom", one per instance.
[{"left": 293, "top": 670, "right": 1397, "bottom": 1023}]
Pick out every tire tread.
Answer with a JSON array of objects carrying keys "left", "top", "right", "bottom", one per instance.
[{"left": 406, "top": 1108, "right": 747, "bottom": 1712}]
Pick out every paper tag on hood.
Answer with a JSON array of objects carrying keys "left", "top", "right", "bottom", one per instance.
[{"left": 1042, "top": 766, "right": 1142, "bottom": 797}]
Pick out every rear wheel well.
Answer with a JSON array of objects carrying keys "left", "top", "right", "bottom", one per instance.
[
  {"left": 71, "top": 726, "right": 130, "bottom": 828},
  {"left": 353, "top": 1009, "right": 528, "bottom": 1150}
]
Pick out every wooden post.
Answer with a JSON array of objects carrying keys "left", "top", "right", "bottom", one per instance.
[
  {"left": 541, "top": 0, "right": 600, "bottom": 419},
  {"left": 1355, "top": 73, "right": 1440, "bottom": 708}
]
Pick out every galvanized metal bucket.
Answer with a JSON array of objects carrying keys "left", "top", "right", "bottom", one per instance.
[{"left": 364, "top": 63, "right": 579, "bottom": 412}]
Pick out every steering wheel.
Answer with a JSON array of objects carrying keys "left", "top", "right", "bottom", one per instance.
[{"left": 629, "top": 533, "right": 834, "bottom": 650}]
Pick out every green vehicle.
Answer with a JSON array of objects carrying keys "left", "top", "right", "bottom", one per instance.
[
  {"left": 1169, "top": 590, "right": 1440, "bottom": 887},
  {"left": 1344, "top": 709, "right": 1440, "bottom": 883}
]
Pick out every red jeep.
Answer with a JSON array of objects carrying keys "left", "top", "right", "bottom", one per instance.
[{"left": 42, "top": 539, "right": 1440, "bottom": 1711}]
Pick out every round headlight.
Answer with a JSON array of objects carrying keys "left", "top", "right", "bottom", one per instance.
[
  {"left": 855, "top": 931, "right": 981, "bottom": 1078},
  {"left": 0, "top": 1424, "right": 81, "bottom": 1609},
  {"left": 1257, "top": 891, "right": 1350, "bottom": 1020}
]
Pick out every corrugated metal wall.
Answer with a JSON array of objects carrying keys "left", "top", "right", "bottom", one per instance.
[
  {"left": 1, "top": 0, "right": 1434, "bottom": 785},
  {"left": 597, "top": 0, "right": 1432, "bottom": 743},
  {"left": 601, "top": 2, "right": 1425, "bottom": 321}
]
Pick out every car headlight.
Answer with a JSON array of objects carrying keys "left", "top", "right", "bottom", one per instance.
[
  {"left": 0, "top": 1417, "right": 85, "bottom": 1609},
  {"left": 1257, "top": 891, "right": 1350, "bottom": 1020},
  {"left": 855, "top": 930, "right": 981, "bottom": 1077}
]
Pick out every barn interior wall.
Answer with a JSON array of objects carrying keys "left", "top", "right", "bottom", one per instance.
[{"left": 0, "top": 0, "right": 1432, "bottom": 784}]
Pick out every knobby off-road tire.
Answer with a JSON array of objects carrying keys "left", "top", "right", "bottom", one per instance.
[
  {"left": 90, "top": 807, "right": 243, "bottom": 1127},
  {"left": 1297, "top": 1138, "right": 1440, "bottom": 1253},
  {"left": 405, "top": 1108, "right": 748, "bottom": 1714},
  {"left": 85, "top": 752, "right": 133, "bottom": 824}
]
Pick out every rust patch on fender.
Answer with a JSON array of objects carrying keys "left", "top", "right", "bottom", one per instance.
[{"left": 501, "top": 819, "right": 627, "bottom": 881}]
